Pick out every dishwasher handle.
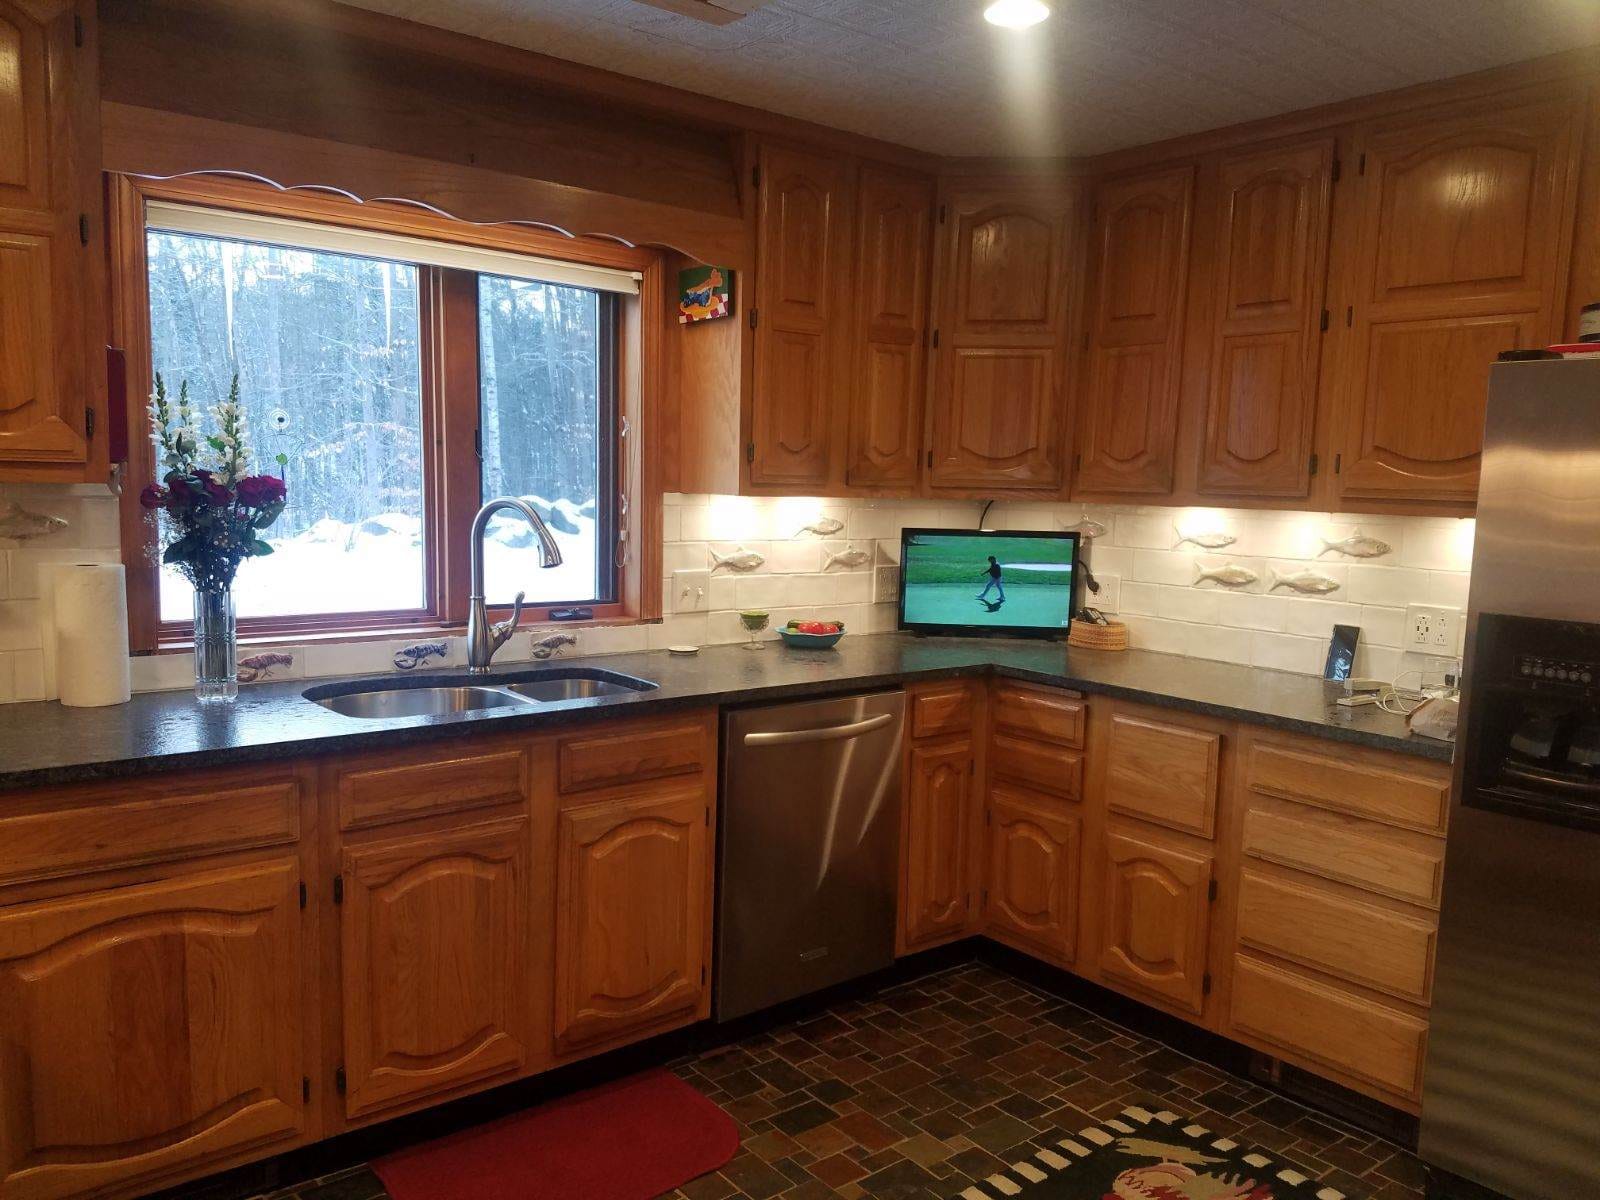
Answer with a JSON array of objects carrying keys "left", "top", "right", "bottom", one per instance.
[{"left": 742, "top": 712, "right": 896, "bottom": 747}]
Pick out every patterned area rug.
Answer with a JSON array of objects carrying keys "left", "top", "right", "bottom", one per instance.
[{"left": 955, "top": 1106, "right": 1355, "bottom": 1199}]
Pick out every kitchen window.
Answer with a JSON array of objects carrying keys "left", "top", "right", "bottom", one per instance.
[{"left": 113, "top": 176, "right": 660, "bottom": 649}]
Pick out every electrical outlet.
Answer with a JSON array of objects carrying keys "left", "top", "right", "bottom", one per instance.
[
  {"left": 873, "top": 564, "right": 901, "bottom": 604},
  {"left": 671, "top": 569, "right": 711, "bottom": 613},
  {"left": 1405, "top": 604, "right": 1460, "bottom": 651}
]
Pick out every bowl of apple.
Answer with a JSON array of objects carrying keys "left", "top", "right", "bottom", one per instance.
[{"left": 777, "top": 618, "right": 846, "bottom": 649}]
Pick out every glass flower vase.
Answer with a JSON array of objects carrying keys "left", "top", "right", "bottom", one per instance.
[{"left": 192, "top": 586, "right": 238, "bottom": 701}]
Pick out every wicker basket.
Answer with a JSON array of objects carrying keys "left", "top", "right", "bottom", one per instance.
[{"left": 1068, "top": 617, "right": 1129, "bottom": 651}]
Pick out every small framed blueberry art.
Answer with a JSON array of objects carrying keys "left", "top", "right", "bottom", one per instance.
[{"left": 678, "top": 265, "right": 733, "bottom": 323}]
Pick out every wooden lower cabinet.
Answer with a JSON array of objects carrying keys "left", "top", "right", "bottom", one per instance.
[
  {"left": 0, "top": 860, "right": 308, "bottom": 1200},
  {"left": 900, "top": 738, "right": 978, "bottom": 950},
  {"left": 983, "top": 787, "right": 1080, "bottom": 964},
  {"left": 339, "top": 818, "right": 531, "bottom": 1120},
  {"left": 553, "top": 787, "right": 711, "bottom": 1054},
  {"left": 1097, "top": 830, "right": 1214, "bottom": 1016}
]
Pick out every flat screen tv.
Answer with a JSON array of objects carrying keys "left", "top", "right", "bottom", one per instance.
[{"left": 898, "top": 528, "right": 1079, "bottom": 639}]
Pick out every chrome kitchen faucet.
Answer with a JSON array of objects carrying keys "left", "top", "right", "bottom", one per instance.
[{"left": 466, "top": 497, "right": 563, "bottom": 674}]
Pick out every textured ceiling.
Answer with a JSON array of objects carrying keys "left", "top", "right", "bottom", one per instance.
[{"left": 342, "top": 0, "right": 1600, "bottom": 155}]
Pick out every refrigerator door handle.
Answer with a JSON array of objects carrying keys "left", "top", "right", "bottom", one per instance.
[{"left": 742, "top": 713, "right": 895, "bottom": 746}]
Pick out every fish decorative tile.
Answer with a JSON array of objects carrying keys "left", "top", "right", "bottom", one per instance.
[
  {"left": 1318, "top": 530, "right": 1393, "bottom": 558},
  {"left": 1062, "top": 517, "right": 1108, "bottom": 540},
  {"left": 796, "top": 517, "right": 844, "bottom": 537},
  {"left": 1174, "top": 524, "right": 1237, "bottom": 550},
  {"left": 1193, "top": 562, "right": 1258, "bottom": 588},
  {"left": 1266, "top": 567, "right": 1341, "bottom": 594},
  {"left": 711, "top": 547, "right": 765, "bottom": 572},
  {"left": 824, "top": 546, "right": 872, "bottom": 571},
  {"left": 0, "top": 502, "right": 68, "bottom": 541}
]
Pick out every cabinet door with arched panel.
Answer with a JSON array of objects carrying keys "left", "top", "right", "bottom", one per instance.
[
  {"left": 1076, "top": 165, "right": 1195, "bottom": 496},
  {"left": 984, "top": 786, "right": 1081, "bottom": 965},
  {"left": 927, "top": 182, "right": 1076, "bottom": 492},
  {"left": 901, "top": 739, "right": 977, "bottom": 948},
  {"left": 1331, "top": 89, "right": 1581, "bottom": 504},
  {"left": 1197, "top": 140, "right": 1335, "bottom": 499},
  {"left": 1098, "top": 830, "right": 1213, "bottom": 1016}
]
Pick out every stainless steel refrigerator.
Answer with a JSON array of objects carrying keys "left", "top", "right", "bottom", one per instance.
[{"left": 1421, "top": 358, "right": 1600, "bottom": 1199}]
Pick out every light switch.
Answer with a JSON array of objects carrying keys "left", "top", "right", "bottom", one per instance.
[{"left": 673, "top": 569, "right": 711, "bottom": 613}]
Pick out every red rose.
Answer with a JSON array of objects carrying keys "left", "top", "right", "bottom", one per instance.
[
  {"left": 166, "top": 475, "right": 196, "bottom": 503},
  {"left": 138, "top": 484, "right": 168, "bottom": 509},
  {"left": 236, "top": 474, "right": 287, "bottom": 507}
]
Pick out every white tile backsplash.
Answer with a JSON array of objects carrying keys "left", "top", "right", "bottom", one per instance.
[{"left": 0, "top": 482, "right": 1473, "bottom": 699}]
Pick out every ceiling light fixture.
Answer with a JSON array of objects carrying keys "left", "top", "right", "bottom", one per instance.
[{"left": 983, "top": 0, "right": 1050, "bottom": 29}]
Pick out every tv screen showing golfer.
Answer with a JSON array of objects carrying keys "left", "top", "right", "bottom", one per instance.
[{"left": 898, "top": 529, "right": 1078, "bottom": 636}]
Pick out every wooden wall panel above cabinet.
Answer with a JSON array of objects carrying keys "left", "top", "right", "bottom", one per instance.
[
  {"left": 1195, "top": 140, "right": 1334, "bottom": 500},
  {"left": 1326, "top": 88, "right": 1583, "bottom": 505},
  {"left": 926, "top": 179, "right": 1078, "bottom": 494},
  {"left": 1075, "top": 165, "right": 1195, "bottom": 495}
]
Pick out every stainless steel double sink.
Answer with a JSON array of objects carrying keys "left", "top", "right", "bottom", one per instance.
[{"left": 302, "top": 667, "right": 657, "bottom": 719}]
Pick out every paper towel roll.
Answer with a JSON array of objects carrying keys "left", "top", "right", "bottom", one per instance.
[{"left": 54, "top": 564, "right": 132, "bottom": 707}]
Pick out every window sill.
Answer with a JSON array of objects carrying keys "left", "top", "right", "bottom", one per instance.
[{"left": 141, "top": 614, "right": 657, "bottom": 655}]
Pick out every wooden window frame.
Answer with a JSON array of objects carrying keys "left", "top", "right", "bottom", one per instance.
[{"left": 110, "top": 173, "right": 663, "bottom": 653}]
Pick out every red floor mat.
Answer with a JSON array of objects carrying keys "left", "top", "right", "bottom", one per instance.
[{"left": 372, "top": 1070, "right": 739, "bottom": 1200}]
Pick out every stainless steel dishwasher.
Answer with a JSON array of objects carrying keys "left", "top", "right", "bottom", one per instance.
[{"left": 716, "top": 690, "right": 905, "bottom": 1021}]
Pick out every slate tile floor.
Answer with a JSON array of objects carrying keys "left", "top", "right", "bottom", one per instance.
[{"left": 258, "top": 961, "right": 1425, "bottom": 1200}]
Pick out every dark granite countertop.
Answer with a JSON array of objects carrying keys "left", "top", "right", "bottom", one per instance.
[{"left": 0, "top": 634, "right": 1451, "bottom": 793}]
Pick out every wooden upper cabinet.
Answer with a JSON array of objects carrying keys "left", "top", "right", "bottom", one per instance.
[
  {"left": 0, "top": 861, "right": 307, "bottom": 1200},
  {"left": 554, "top": 787, "right": 710, "bottom": 1053},
  {"left": 339, "top": 819, "right": 531, "bottom": 1120},
  {"left": 927, "top": 181, "right": 1075, "bottom": 492},
  {"left": 845, "top": 165, "right": 933, "bottom": 491},
  {"left": 0, "top": 0, "right": 101, "bottom": 479},
  {"left": 749, "top": 142, "right": 850, "bottom": 490},
  {"left": 901, "top": 738, "right": 977, "bottom": 948},
  {"left": 1331, "top": 90, "right": 1582, "bottom": 504},
  {"left": 1196, "top": 140, "right": 1334, "bottom": 498},
  {"left": 1099, "top": 831, "right": 1214, "bottom": 1016},
  {"left": 1077, "top": 165, "right": 1195, "bottom": 495},
  {"left": 985, "top": 787, "right": 1081, "bottom": 964}
]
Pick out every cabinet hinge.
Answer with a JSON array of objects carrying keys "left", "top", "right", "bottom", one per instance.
[
  {"left": 473, "top": 427, "right": 482, "bottom": 459},
  {"left": 931, "top": 329, "right": 940, "bottom": 349},
  {"left": 335, "top": 1067, "right": 347, "bottom": 1095},
  {"left": 926, "top": 449, "right": 934, "bottom": 468},
  {"left": 938, "top": 204, "right": 947, "bottom": 224},
  {"left": 746, "top": 442, "right": 755, "bottom": 464},
  {"left": 1202, "top": 972, "right": 1213, "bottom": 996},
  {"left": 73, "top": 14, "right": 83, "bottom": 46},
  {"left": 1308, "top": 453, "right": 1319, "bottom": 477},
  {"left": 981, "top": 889, "right": 988, "bottom": 907},
  {"left": 302, "top": 1076, "right": 311, "bottom": 1103},
  {"left": 700, "top": 964, "right": 707, "bottom": 986},
  {"left": 333, "top": 874, "right": 344, "bottom": 905},
  {"left": 1331, "top": 157, "right": 1341, "bottom": 183},
  {"left": 1319, "top": 309, "right": 1329, "bottom": 332},
  {"left": 84, "top": 407, "right": 94, "bottom": 440},
  {"left": 704, "top": 806, "right": 711, "bottom": 827},
  {"left": 1346, "top": 306, "right": 1353, "bottom": 327},
  {"left": 1207, "top": 879, "right": 1218, "bottom": 903},
  {"left": 78, "top": 214, "right": 89, "bottom": 245},
  {"left": 299, "top": 881, "right": 308, "bottom": 910},
  {"left": 751, "top": 164, "right": 761, "bottom": 190},
  {"left": 749, "top": 307, "right": 759, "bottom": 331},
  {"left": 1358, "top": 153, "right": 1367, "bottom": 175},
  {"left": 1334, "top": 452, "right": 1342, "bottom": 474}
]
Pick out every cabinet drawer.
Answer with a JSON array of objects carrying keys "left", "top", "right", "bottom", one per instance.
[
  {"left": 558, "top": 719, "right": 707, "bottom": 795},
  {"left": 1242, "top": 805, "right": 1445, "bottom": 908},
  {"left": 990, "top": 733, "right": 1083, "bottom": 800},
  {"left": 0, "top": 777, "right": 300, "bottom": 886},
  {"left": 911, "top": 683, "right": 977, "bottom": 739},
  {"left": 337, "top": 747, "right": 527, "bottom": 831},
  {"left": 1230, "top": 955, "right": 1428, "bottom": 1101},
  {"left": 991, "top": 684, "right": 1084, "bottom": 748},
  {"left": 1106, "top": 712, "right": 1220, "bottom": 838},
  {"left": 1246, "top": 740, "right": 1450, "bottom": 834},
  {"left": 1236, "top": 869, "right": 1437, "bottom": 1003}
]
